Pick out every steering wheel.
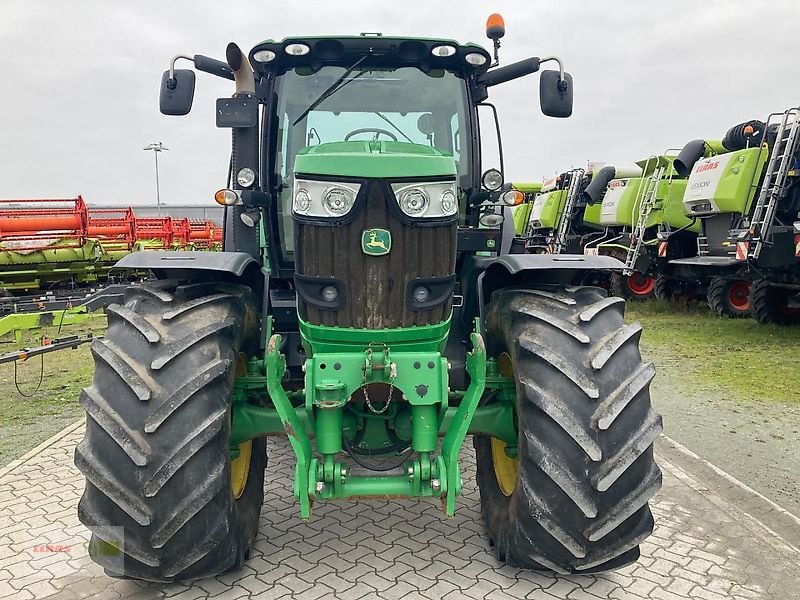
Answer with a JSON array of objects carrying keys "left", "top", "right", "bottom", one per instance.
[{"left": 344, "top": 128, "right": 398, "bottom": 142}]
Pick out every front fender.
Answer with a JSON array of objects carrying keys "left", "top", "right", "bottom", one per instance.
[
  {"left": 459, "top": 253, "right": 625, "bottom": 335},
  {"left": 486, "top": 253, "right": 625, "bottom": 274},
  {"left": 114, "top": 251, "right": 263, "bottom": 291}
]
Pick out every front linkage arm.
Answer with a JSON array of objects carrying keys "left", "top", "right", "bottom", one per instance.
[{"left": 262, "top": 328, "right": 486, "bottom": 518}]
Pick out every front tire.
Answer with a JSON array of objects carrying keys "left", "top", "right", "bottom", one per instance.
[
  {"left": 475, "top": 286, "right": 662, "bottom": 573},
  {"left": 750, "top": 279, "right": 800, "bottom": 325},
  {"left": 611, "top": 272, "right": 656, "bottom": 300},
  {"left": 75, "top": 281, "right": 266, "bottom": 582},
  {"left": 707, "top": 277, "right": 750, "bottom": 318}
]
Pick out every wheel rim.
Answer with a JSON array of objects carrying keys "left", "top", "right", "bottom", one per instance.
[
  {"left": 490, "top": 437, "right": 517, "bottom": 497},
  {"left": 491, "top": 352, "right": 518, "bottom": 496},
  {"left": 230, "top": 440, "right": 252, "bottom": 499},
  {"left": 627, "top": 273, "right": 656, "bottom": 296},
  {"left": 230, "top": 352, "right": 252, "bottom": 500},
  {"left": 727, "top": 281, "right": 751, "bottom": 312}
]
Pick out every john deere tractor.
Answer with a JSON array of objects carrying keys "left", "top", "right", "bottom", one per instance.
[
  {"left": 670, "top": 111, "right": 800, "bottom": 323},
  {"left": 75, "top": 18, "right": 662, "bottom": 581}
]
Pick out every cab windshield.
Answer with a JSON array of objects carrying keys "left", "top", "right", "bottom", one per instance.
[{"left": 272, "top": 64, "right": 470, "bottom": 255}]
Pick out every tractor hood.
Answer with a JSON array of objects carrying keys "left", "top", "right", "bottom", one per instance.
[{"left": 294, "top": 141, "right": 457, "bottom": 179}]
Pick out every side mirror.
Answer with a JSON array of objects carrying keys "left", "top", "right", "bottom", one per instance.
[
  {"left": 539, "top": 70, "right": 573, "bottom": 118},
  {"left": 160, "top": 69, "right": 195, "bottom": 116}
]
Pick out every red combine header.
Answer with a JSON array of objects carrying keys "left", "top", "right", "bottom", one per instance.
[{"left": 0, "top": 197, "right": 222, "bottom": 293}]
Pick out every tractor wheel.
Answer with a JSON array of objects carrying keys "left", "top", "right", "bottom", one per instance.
[
  {"left": 653, "top": 276, "right": 673, "bottom": 301},
  {"left": 75, "top": 280, "right": 266, "bottom": 582},
  {"left": 707, "top": 278, "right": 751, "bottom": 318},
  {"left": 474, "top": 286, "right": 662, "bottom": 573},
  {"left": 749, "top": 279, "right": 800, "bottom": 325},
  {"left": 610, "top": 272, "right": 655, "bottom": 300}
]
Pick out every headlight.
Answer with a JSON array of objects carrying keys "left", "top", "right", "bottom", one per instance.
[
  {"left": 398, "top": 187, "right": 429, "bottom": 216},
  {"left": 440, "top": 190, "right": 457, "bottom": 214},
  {"left": 294, "top": 188, "right": 312, "bottom": 213},
  {"left": 391, "top": 181, "right": 458, "bottom": 218},
  {"left": 284, "top": 43, "right": 311, "bottom": 56},
  {"left": 323, "top": 187, "right": 356, "bottom": 216},
  {"left": 292, "top": 179, "right": 361, "bottom": 218},
  {"left": 236, "top": 167, "right": 256, "bottom": 188},
  {"left": 482, "top": 168, "right": 503, "bottom": 191}
]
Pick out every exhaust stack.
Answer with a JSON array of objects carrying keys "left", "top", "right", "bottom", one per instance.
[{"left": 226, "top": 43, "right": 255, "bottom": 95}]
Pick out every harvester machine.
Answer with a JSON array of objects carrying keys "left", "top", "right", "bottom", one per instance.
[
  {"left": 581, "top": 156, "right": 704, "bottom": 301},
  {"left": 671, "top": 109, "right": 800, "bottom": 323},
  {"left": 73, "top": 15, "right": 662, "bottom": 581}
]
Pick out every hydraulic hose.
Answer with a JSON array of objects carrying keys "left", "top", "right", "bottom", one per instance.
[{"left": 722, "top": 120, "right": 766, "bottom": 151}]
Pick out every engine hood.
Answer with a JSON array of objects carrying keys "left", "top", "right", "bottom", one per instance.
[{"left": 294, "top": 141, "right": 457, "bottom": 179}]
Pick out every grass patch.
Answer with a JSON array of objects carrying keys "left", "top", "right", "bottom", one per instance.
[
  {"left": 0, "top": 320, "right": 105, "bottom": 465},
  {"left": 628, "top": 300, "right": 800, "bottom": 404}
]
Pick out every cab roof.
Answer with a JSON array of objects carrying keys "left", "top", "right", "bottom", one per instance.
[{"left": 249, "top": 35, "right": 492, "bottom": 76}]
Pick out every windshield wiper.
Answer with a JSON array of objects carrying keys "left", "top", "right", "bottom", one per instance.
[
  {"left": 292, "top": 55, "right": 369, "bottom": 126},
  {"left": 373, "top": 112, "right": 415, "bottom": 143}
]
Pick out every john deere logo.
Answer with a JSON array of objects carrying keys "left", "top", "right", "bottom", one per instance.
[{"left": 361, "top": 228, "right": 391, "bottom": 256}]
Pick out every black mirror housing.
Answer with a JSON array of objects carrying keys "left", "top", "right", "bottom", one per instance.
[
  {"left": 159, "top": 69, "right": 195, "bottom": 116},
  {"left": 540, "top": 70, "right": 573, "bottom": 118}
]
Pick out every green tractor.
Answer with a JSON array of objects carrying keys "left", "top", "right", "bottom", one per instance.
[
  {"left": 74, "top": 19, "right": 662, "bottom": 581},
  {"left": 670, "top": 110, "right": 800, "bottom": 324}
]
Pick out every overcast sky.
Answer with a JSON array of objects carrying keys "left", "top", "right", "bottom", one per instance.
[{"left": 1, "top": 0, "right": 798, "bottom": 207}]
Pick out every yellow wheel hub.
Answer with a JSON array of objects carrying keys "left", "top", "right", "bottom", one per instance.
[
  {"left": 491, "top": 437, "right": 518, "bottom": 496},
  {"left": 492, "top": 352, "right": 518, "bottom": 496},
  {"left": 230, "top": 439, "right": 252, "bottom": 500},
  {"left": 230, "top": 352, "right": 253, "bottom": 500}
]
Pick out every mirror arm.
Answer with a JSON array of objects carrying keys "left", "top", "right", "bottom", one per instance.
[
  {"left": 168, "top": 54, "right": 194, "bottom": 80},
  {"left": 539, "top": 56, "right": 567, "bottom": 87},
  {"left": 167, "top": 53, "right": 235, "bottom": 82},
  {"left": 480, "top": 57, "right": 540, "bottom": 88}
]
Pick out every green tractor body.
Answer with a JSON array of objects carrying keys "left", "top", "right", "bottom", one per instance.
[{"left": 74, "top": 28, "right": 662, "bottom": 581}]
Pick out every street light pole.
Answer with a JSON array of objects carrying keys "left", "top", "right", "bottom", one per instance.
[{"left": 143, "top": 142, "right": 169, "bottom": 215}]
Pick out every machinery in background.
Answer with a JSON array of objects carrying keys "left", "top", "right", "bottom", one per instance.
[
  {"left": 0, "top": 197, "right": 222, "bottom": 294},
  {"left": 670, "top": 109, "right": 800, "bottom": 324}
]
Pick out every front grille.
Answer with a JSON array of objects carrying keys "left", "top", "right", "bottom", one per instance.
[{"left": 294, "top": 181, "right": 457, "bottom": 328}]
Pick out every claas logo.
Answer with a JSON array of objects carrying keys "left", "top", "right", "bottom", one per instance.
[
  {"left": 608, "top": 180, "right": 627, "bottom": 189},
  {"left": 696, "top": 161, "right": 720, "bottom": 173}
]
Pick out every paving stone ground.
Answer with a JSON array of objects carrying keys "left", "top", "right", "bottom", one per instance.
[{"left": 0, "top": 422, "right": 798, "bottom": 600}]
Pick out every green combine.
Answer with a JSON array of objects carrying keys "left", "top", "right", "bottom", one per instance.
[
  {"left": 74, "top": 18, "right": 662, "bottom": 581},
  {"left": 670, "top": 110, "right": 800, "bottom": 323},
  {"left": 509, "top": 182, "right": 543, "bottom": 235},
  {"left": 511, "top": 169, "right": 605, "bottom": 257},
  {"left": 580, "top": 156, "right": 701, "bottom": 300}
]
